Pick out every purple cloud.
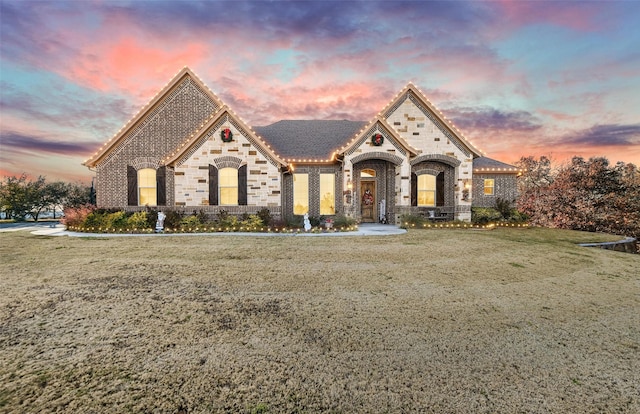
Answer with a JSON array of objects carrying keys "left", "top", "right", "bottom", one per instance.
[
  {"left": 0, "top": 132, "right": 98, "bottom": 155},
  {"left": 444, "top": 106, "right": 543, "bottom": 132},
  {"left": 563, "top": 124, "right": 640, "bottom": 147}
]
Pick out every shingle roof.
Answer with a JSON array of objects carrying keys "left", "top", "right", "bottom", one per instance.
[
  {"left": 473, "top": 156, "right": 519, "bottom": 172},
  {"left": 253, "top": 120, "right": 368, "bottom": 160}
]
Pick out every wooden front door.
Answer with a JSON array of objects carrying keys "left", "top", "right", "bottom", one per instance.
[{"left": 360, "top": 181, "right": 376, "bottom": 222}]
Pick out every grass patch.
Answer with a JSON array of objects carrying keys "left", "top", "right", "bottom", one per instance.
[{"left": 0, "top": 228, "right": 638, "bottom": 412}]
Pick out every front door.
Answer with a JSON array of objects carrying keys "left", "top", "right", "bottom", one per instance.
[{"left": 360, "top": 181, "right": 376, "bottom": 222}]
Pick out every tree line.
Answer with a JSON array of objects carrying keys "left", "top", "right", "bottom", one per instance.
[
  {"left": 0, "top": 174, "right": 94, "bottom": 221},
  {"left": 516, "top": 156, "right": 640, "bottom": 238}
]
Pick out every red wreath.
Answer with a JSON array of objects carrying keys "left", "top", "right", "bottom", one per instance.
[
  {"left": 371, "top": 133, "right": 383, "bottom": 146},
  {"left": 221, "top": 128, "right": 233, "bottom": 142}
]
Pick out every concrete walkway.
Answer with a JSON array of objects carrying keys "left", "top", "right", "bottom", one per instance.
[{"left": 0, "top": 222, "right": 406, "bottom": 237}]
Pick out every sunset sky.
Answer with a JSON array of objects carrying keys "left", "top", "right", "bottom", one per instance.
[{"left": 1, "top": 0, "right": 639, "bottom": 183}]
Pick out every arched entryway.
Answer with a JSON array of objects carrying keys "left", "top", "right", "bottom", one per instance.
[{"left": 352, "top": 159, "right": 399, "bottom": 224}]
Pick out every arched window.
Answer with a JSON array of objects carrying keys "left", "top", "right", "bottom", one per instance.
[
  {"left": 219, "top": 167, "right": 238, "bottom": 205},
  {"left": 361, "top": 169, "right": 376, "bottom": 178},
  {"left": 138, "top": 168, "right": 157, "bottom": 206},
  {"left": 417, "top": 174, "right": 436, "bottom": 207}
]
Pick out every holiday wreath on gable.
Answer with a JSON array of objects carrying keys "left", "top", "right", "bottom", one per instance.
[
  {"left": 221, "top": 128, "right": 233, "bottom": 142},
  {"left": 371, "top": 133, "right": 384, "bottom": 146}
]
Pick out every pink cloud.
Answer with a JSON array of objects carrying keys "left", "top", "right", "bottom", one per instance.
[
  {"left": 492, "top": 0, "right": 606, "bottom": 32},
  {"left": 63, "top": 37, "right": 209, "bottom": 99}
]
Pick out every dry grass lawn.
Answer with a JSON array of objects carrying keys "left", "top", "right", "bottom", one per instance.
[{"left": 1, "top": 227, "right": 638, "bottom": 413}]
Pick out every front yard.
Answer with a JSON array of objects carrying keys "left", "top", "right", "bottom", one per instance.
[{"left": 0, "top": 228, "right": 638, "bottom": 412}]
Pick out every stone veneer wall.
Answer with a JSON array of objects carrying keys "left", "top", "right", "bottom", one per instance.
[
  {"left": 472, "top": 173, "right": 518, "bottom": 207},
  {"left": 384, "top": 91, "right": 474, "bottom": 221},
  {"left": 95, "top": 77, "right": 217, "bottom": 208},
  {"left": 173, "top": 115, "right": 282, "bottom": 209},
  {"left": 385, "top": 92, "right": 472, "bottom": 160}
]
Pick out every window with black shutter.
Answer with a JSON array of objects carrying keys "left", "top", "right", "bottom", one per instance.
[
  {"left": 156, "top": 166, "right": 166, "bottom": 206},
  {"left": 410, "top": 172, "right": 417, "bottom": 206},
  {"left": 436, "top": 172, "right": 444, "bottom": 206},
  {"left": 127, "top": 166, "right": 137, "bottom": 206},
  {"left": 208, "top": 164, "right": 218, "bottom": 206},
  {"left": 238, "top": 165, "right": 247, "bottom": 206}
]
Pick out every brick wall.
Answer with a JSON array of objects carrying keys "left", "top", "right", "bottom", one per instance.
[
  {"left": 95, "top": 78, "right": 217, "bottom": 208},
  {"left": 472, "top": 173, "right": 518, "bottom": 207},
  {"left": 282, "top": 165, "right": 342, "bottom": 221}
]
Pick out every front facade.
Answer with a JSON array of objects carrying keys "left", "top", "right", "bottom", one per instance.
[{"left": 84, "top": 67, "right": 519, "bottom": 223}]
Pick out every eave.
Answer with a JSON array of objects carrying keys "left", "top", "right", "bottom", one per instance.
[
  {"left": 163, "top": 106, "right": 287, "bottom": 168},
  {"left": 380, "top": 83, "right": 484, "bottom": 158},
  {"left": 83, "top": 66, "right": 223, "bottom": 168}
]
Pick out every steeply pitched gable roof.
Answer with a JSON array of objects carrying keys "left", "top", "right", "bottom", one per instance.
[
  {"left": 338, "top": 116, "right": 419, "bottom": 157},
  {"left": 83, "top": 67, "right": 223, "bottom": 168},
  {"left": 253, "top": 120, "right": 367, "bottom": 161},
  {"left": 380, "top": 83, "right": 484, "bottom": 158},
  {"left": 163, "top": 106, "right": 286, "bottom": 167}
]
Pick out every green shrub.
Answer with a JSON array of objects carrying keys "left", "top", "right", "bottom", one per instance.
[
  {"left": 240, "top": 214, "right": 263, "bottom": 229},
  {"left": 256, "top": 208, "right": 272, "bottom": 226},
  {"left": 83, "top": 211, "right": 108, "bottom": 229},
  {"left": 145, "top": 208, "right": 158, "bottom": 228},
  {"left": 399, "top": 214, "right": 427, "bottom": 229},
  {"left": 180, "top": 215, "right": 201, "bottom": 228},
  {"left": 127, "top": 212, "right": 148, "bottom": 229},
  {"left": 496, "top": 197, "right": 515, "bottom": 220},
  {"left": 196, "top": 209, "right": 208, "bottom": 224},
  {"left": 217, "top": 209, "right": 229, "bottom": 222},
  {"left": 286, "top": 215, "right": 303, "bottom": 228},
  {"left": 269, "top": 218, "right": 287, "bottom": 229},
  {"left": 471, "top": 207, "right": 502, "bottom": 224},
  {"left": 219, "top": 214, "right": 239, "bottom": 229},
  {"left": 333, "top": 214, "right": 357, "bottom": 228},
  {"left": 163, "top": 210, "right": 183, "bottom": 229},
  {"left": 106, "top": 211, "right": 129, "bottom": 229}
]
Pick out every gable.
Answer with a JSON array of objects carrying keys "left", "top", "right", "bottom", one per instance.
[
  {"left": 84, "top": 67, "right": 222, "bottom": 168},
  {"left": 164, "top": 107, "right": 286, "bottom": 168},
  {"left": 382, "top": 85, "right": 482, "bottom": 159},
  {"left": 340, "top": 118, "right": 418, "bottom": 159}
]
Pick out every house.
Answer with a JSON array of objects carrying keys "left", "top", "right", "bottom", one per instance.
[{"left": 83, "top": 67, "right": 520, "bottom": 224}]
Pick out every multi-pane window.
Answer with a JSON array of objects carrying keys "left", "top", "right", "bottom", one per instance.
[
  {"left": 484, "top": 179, "right": 495, "bottom": 196},
  {"left": 319, "top": 174, "right": 335, "bottom": 215},
  {"left": 138, "top": 168, "right": 157, "bottom": 206},
  {"left": 293, "top": 173, "right": 309, "bottom": 215},
  {"left": 417, "top": 174, "right": 436, "bottom": 207},
  {"left": 219, "top": 167, "right": 238, "bottom": 205}
]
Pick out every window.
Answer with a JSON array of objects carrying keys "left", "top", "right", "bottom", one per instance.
[
  {"left": 219, "top": 167, "right": 238, "bottom": 205},
  {"left": 138, "top": 168, "right": 157, "bottom": 206},
  {"left": 319, "top": 174, "right": 335, "bottom": 215},
  {"left": 484, "top": 179, "right": 495, "bottom": 196},
  {"left": 361, "top": 169, "right": 376, "bottom": 178},
  {"left": 293, "top": 173, "right": 309, "bottom": 215},
  {"left": 417, "top": 174, "right": 436, "bottom": 206}
]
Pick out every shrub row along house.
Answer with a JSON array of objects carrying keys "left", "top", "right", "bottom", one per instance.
[{"left": 84, "top": 67, "right": 519, "bottom": 224}]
